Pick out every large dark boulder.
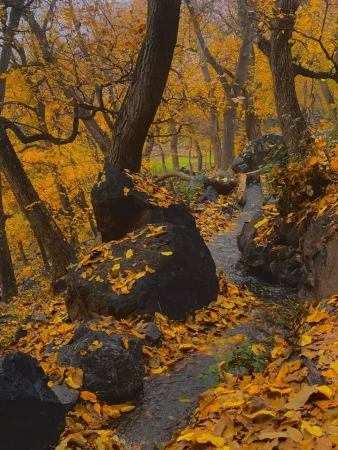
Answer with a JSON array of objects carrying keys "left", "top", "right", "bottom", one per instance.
[
  {"left": 237, "top": 212, "right": 304, "bottom": 287},
  {"left": 300, "top": 214, "right": 338, "bottom": 300},
  {"left": 66, "top": 223, "right": 218, "bottom": 321},
  {"left": 0, "top": 352, "right": 66, "bottom": 450},
  {"left": 58, "top": 325, "right": 144, "bottom": 402},
  {"left": 202, "top": 171, "right": 237, "bottom": 195},
  {"left": 91, "top": 164, "right": 196, "bottom": 241},
  {"left": 235, "top": 134, "right": 286, "bottom": 172}
]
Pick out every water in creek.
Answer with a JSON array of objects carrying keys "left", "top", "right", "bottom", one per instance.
[
  {"left": 115, "top": 183, "right": 294, "bottom": 448},
  {"left": 209, "top": 184, "right": 295, "bottom": 304}
]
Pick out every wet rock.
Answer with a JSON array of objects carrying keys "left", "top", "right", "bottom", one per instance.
[
  {"left": 20, "top": 277, "right": 40, "bottom": 292},
  {"left": 231, "top": 157, "right": 249, "bottom": 174},
  {"left": 300, "top": 213, "right": 338, "bottom": 300},
  {"left": 58, "top": 325, "right": 144, "bottom": 402},
  {"left": 15, "top": 326, "right": 28, "bottom": 341},
  {"left": 51, "top": 385, "right": 79, "bottom": 412},
  {"left": 237, "top": 212, "right": 271, "bottom": 272},
  {"left": 241, "top": 134, "right": 286, "bottom": 171},
  {"left": 0, "top": 314, "right": 17, "bottom": 324},
  {"left": 91, "top": 163, "right": 196, "bottom": 242},
  {"left": 66, "top": 223, "right": 218, "bottom": 321},
  {"left": 51, "top": 278, "right": 67, "bottom": 295},
  {"left": 0, "top": 352, "right": 65, "bottom": 450},
  {"left": 203, "top": 171, "right": 237, "bottom": 195},
  {"left": 136, "top": 322, "right": 162, "bottom": 346},
  {"left": 14, "top": 310, "right": 48, "bottom": 341},
  {"left": 238, "top": 213, "right": 304, "bottom": 287},
  {"left": 199, "top": 186, "right": 219, "bottom": 202},
  {"left": 283, "top": 268, "right": 304, "bottom": 287}
]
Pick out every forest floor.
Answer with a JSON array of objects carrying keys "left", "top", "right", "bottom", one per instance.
[{"left": 0, "top": 182, "right": 337, "bottom": 450}]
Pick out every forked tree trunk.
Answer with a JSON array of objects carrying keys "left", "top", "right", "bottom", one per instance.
[
  {"left": 0, "top": 173, "right": 17, "bottom": 302},
  {"left": 109, "top": 0, "right": 182, "bottom": 171},
  {"left": 270, "top": 0, "right": 313, "bottom": 155},
  {"left": 0, "top": 127, "right": 76, "bottom": 279}
]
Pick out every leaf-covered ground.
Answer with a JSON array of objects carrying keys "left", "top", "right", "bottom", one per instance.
[
  {"left": 0, "top": 268, "right": 259, "bottom": 450},
  {"left": 167, "top": 294, "right": 338, "bottom": 450}
]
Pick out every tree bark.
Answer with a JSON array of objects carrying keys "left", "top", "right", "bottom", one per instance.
[
  {"left": 221, "top": 106, "right": 237, "bottom": 169},
  {"left": 320, "top": 82, "right": 337, "bottom": 120},
  {"left": 244, "top": 89, "right": 262, "bottom": 141},
  {"left": 194, "top": 138, "right": 203, "bottom": 172},
  {"left": 144, "top": 136, "right": 155, "bottom": 161},
  {"left": 109, "top": 0, "right": 182, "bottom": 172},
  {"left": 209, "top": 107, "right": 222, "bottom": 167},
  {"left": 76, "top": 188, "right": 97, "bottom": 238},
  {"left": 0, "top": 173, "right": 17, "bottom": 302},
  {"left": 18, "top": 240, "right": 28, "bottom": 266},
  {"left": 270, "top": 0, "right": 313, "bottom": 155},
  {"left": 55, "top": 179, "right": 79, "bottom": 248},
  {"left": 0, "top": 127, "right": 76, "bottom": 279},
  {"left": 169, "top": 119, "right": 180, "bottom": 171}
]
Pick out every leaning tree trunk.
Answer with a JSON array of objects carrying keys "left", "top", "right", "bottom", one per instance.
[
  {"left": 0, "top": 173, "right": 17, "bottom": 302},
  {"left": 109, "top": 0, "right": 182, "bottom": 172},
  {"left": 0, "top": 127, "right": 76, "bottom": 280},
  {"left": 270, "top": 0, "right": 313, "bottom": 156}
]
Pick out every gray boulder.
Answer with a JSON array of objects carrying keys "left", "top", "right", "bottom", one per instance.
[
  {"left": 300, "top": 214, "right": 338, "bottom": 300},
  {"left": 51, "top": 385, "right": 79, "bottom": 412},
  {"left": 0, "top": 352, "right": 66, "bottom": 450},
  {"left": 231, "top": 157, "right": 249, "bottom": 174},
  {"left": 136, "top": 322, "right": 162, "bottom": 346},
  {"left": 199, "top": 186, "right": 219, "bottom": 202},
  {"left": 241, "top": 134, "right": 286, "bottom": 171},
  {"left": 58, "top": 325, "right": 144, "bottom": 402},
  {"left": 66, "top": 223, "right": 218, "bottom": 321},
  {"left": 91, "top": 163, "right": 196, "bottom": 242}
]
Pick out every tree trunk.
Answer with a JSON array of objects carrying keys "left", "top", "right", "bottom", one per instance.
[
  {"left": 169, "top": 119, "right": 180, "bottom": 171},
  {"left": 144, "top": 136, "right": 155, "bottom": 161},
  {"left": 109, "top": 0, "right": 182, "bottom": 172},
  {"left": 270, "top": 0, "right": 313, "bottom": 156},
  {"left": 244, "top": 90, "right": 262, "bottom": 141},
  {"left": 18, "top": 240, "right": 28, "bottom": 266},
  {"left": 194, "top": 138, "right": 203, "bottom": 172},
  {"left": 76, "top": 188, "right": 97, "bottom": 238},
  {"left": 209, "top": 107, "right": 222, "bottom": 167},
  {"left": 0, "top": 173, "right": 17, "bottom": 302},
  {"left": 221, "top": 106, "right": 237, "bottom": 169},
  {"left": 0, "top": 127, "right": 76, "bottom": 279},
  {"left": 55, "top": 180, "right": 79, "bottom": 248},
  {"left": 320, "top": 82, "right": 337, "bottom": 120}
]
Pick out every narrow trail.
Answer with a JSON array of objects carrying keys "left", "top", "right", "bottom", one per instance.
[{"left": 115, "top": 184, "right": 294, "bottom": 449}]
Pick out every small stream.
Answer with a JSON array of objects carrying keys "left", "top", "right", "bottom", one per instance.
[
  {"left": 115, "top": 184, "right": 293, "bottom": 448},
  {"left": 209, "top": 184, "right": 294, "bottom": 304}
]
